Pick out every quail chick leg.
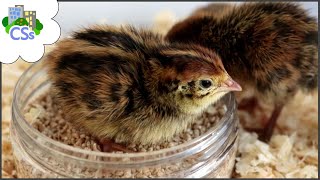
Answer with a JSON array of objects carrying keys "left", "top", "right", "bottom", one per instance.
[
  {"left": 244, "top": 104, "right": 284, "bottom": 142},
  {"left": 259, "top": 104, "right": 284, "bottom": 142},
  {"left": 98, "top": 138, "right": 135, "bottom": 153},
  {"left": 238, "top": 96, "right": 264, "bottom": 113}
]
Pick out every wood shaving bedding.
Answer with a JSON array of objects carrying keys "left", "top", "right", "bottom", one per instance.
[
  {"left": 1, "top": 10, "right": 318, "bottom": 178},
  {"left": 235, "top": 90, "right": 318, "bottom": 178}
]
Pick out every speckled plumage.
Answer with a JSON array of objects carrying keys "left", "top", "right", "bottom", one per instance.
[
  {"left": 190, "top": 2, "right": 233, "bottom": 19},
  {"left": 165, "top": 2, "right": 318, "bottom": 141},
  {"left": 45, "top": 25, "right": 240, "bottom": 146}
]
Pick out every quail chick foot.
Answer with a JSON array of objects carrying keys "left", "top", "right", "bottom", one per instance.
[{"left": 98, "top": 138, "right": 135, "bottom": 153}]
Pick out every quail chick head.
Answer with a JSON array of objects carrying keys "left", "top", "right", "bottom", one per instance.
[
  {"left": 165, "top": 2, "right": 318, "bottom": 141},
  {"left": 45, "top": 25, "right": 242, "bottom": 150}
]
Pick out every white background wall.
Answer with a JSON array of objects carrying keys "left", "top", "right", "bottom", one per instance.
[{"left": 54, "top": 2, "right": 318, "bottom": 37}]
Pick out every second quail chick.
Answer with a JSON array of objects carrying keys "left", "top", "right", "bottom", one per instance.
[
  {"left": 190, "top": 2, "right": 233, "bottom": 19},
  {"left": 45, "top": 25, "right": 242, "bottom": 152},
  {"left": 190, "top": 2, "right": 266, "bottom": 117},
  {"left": 165, "top": 2, "right": 318, "bottom": 142}
]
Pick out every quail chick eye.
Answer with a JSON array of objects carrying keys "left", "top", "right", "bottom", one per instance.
[{"left": 199, "top": 79, "right": 213, "bottom": 89}]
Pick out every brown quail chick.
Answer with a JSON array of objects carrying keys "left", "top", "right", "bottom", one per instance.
[
  {"left": 45, "top": 25, "right": 242, "bottom": 152},
  {"left": 165, "top": 2, "right": 318, "bottom": 142},
  {"left": 191, "top": 3, "right": 264, "bottom": 116},
  {"left": 190, "top": 2, "right": 233, "bottom": 19}
]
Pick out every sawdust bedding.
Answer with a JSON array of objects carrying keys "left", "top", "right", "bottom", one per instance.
[{"left": 2, "top": 10, "right": 318, "bottom": 178}]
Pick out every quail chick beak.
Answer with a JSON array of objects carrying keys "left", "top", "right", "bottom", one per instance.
[{"left": 218, "top": 78, "right": 242, "bottom": 92}]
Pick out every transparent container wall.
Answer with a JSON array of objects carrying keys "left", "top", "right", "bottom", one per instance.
[{"left": 11, "top": 60, "right": 239, "bottom": 178}]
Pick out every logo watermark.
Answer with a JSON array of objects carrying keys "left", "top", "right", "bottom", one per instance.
[
  {"left": 0, "top": 0, "right": 60, "bottom": 63},
  {"left": 2, "top": 5, "right": 44, "bottom": 40}
]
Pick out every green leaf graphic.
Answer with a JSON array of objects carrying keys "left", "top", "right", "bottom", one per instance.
[
  {"left": 5, "top": 23, "right": 14, "bottom": 34},
  {"left": 34, "top": 28, "right": 41, "bottom": 35},
  {"left": 36, "top": 19, "right": 43, "bottom": 30},
  {"left": 2, "top": 17, "right": 8, "bottom": 27},
  {"left": 14, "top": 18, "right": 28, "bottom": 26}
]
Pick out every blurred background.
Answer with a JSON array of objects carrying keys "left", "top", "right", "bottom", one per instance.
[{"left": 54, "top": 2, "right": 318, "bottom": 37}]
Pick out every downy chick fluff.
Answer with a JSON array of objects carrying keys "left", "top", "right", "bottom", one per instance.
[
  {"left": 46, "top": 25, "right": 242, "bottom": 146},
  {"left": 165, "top": 2, "right": 318, "bottom": 141}
]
